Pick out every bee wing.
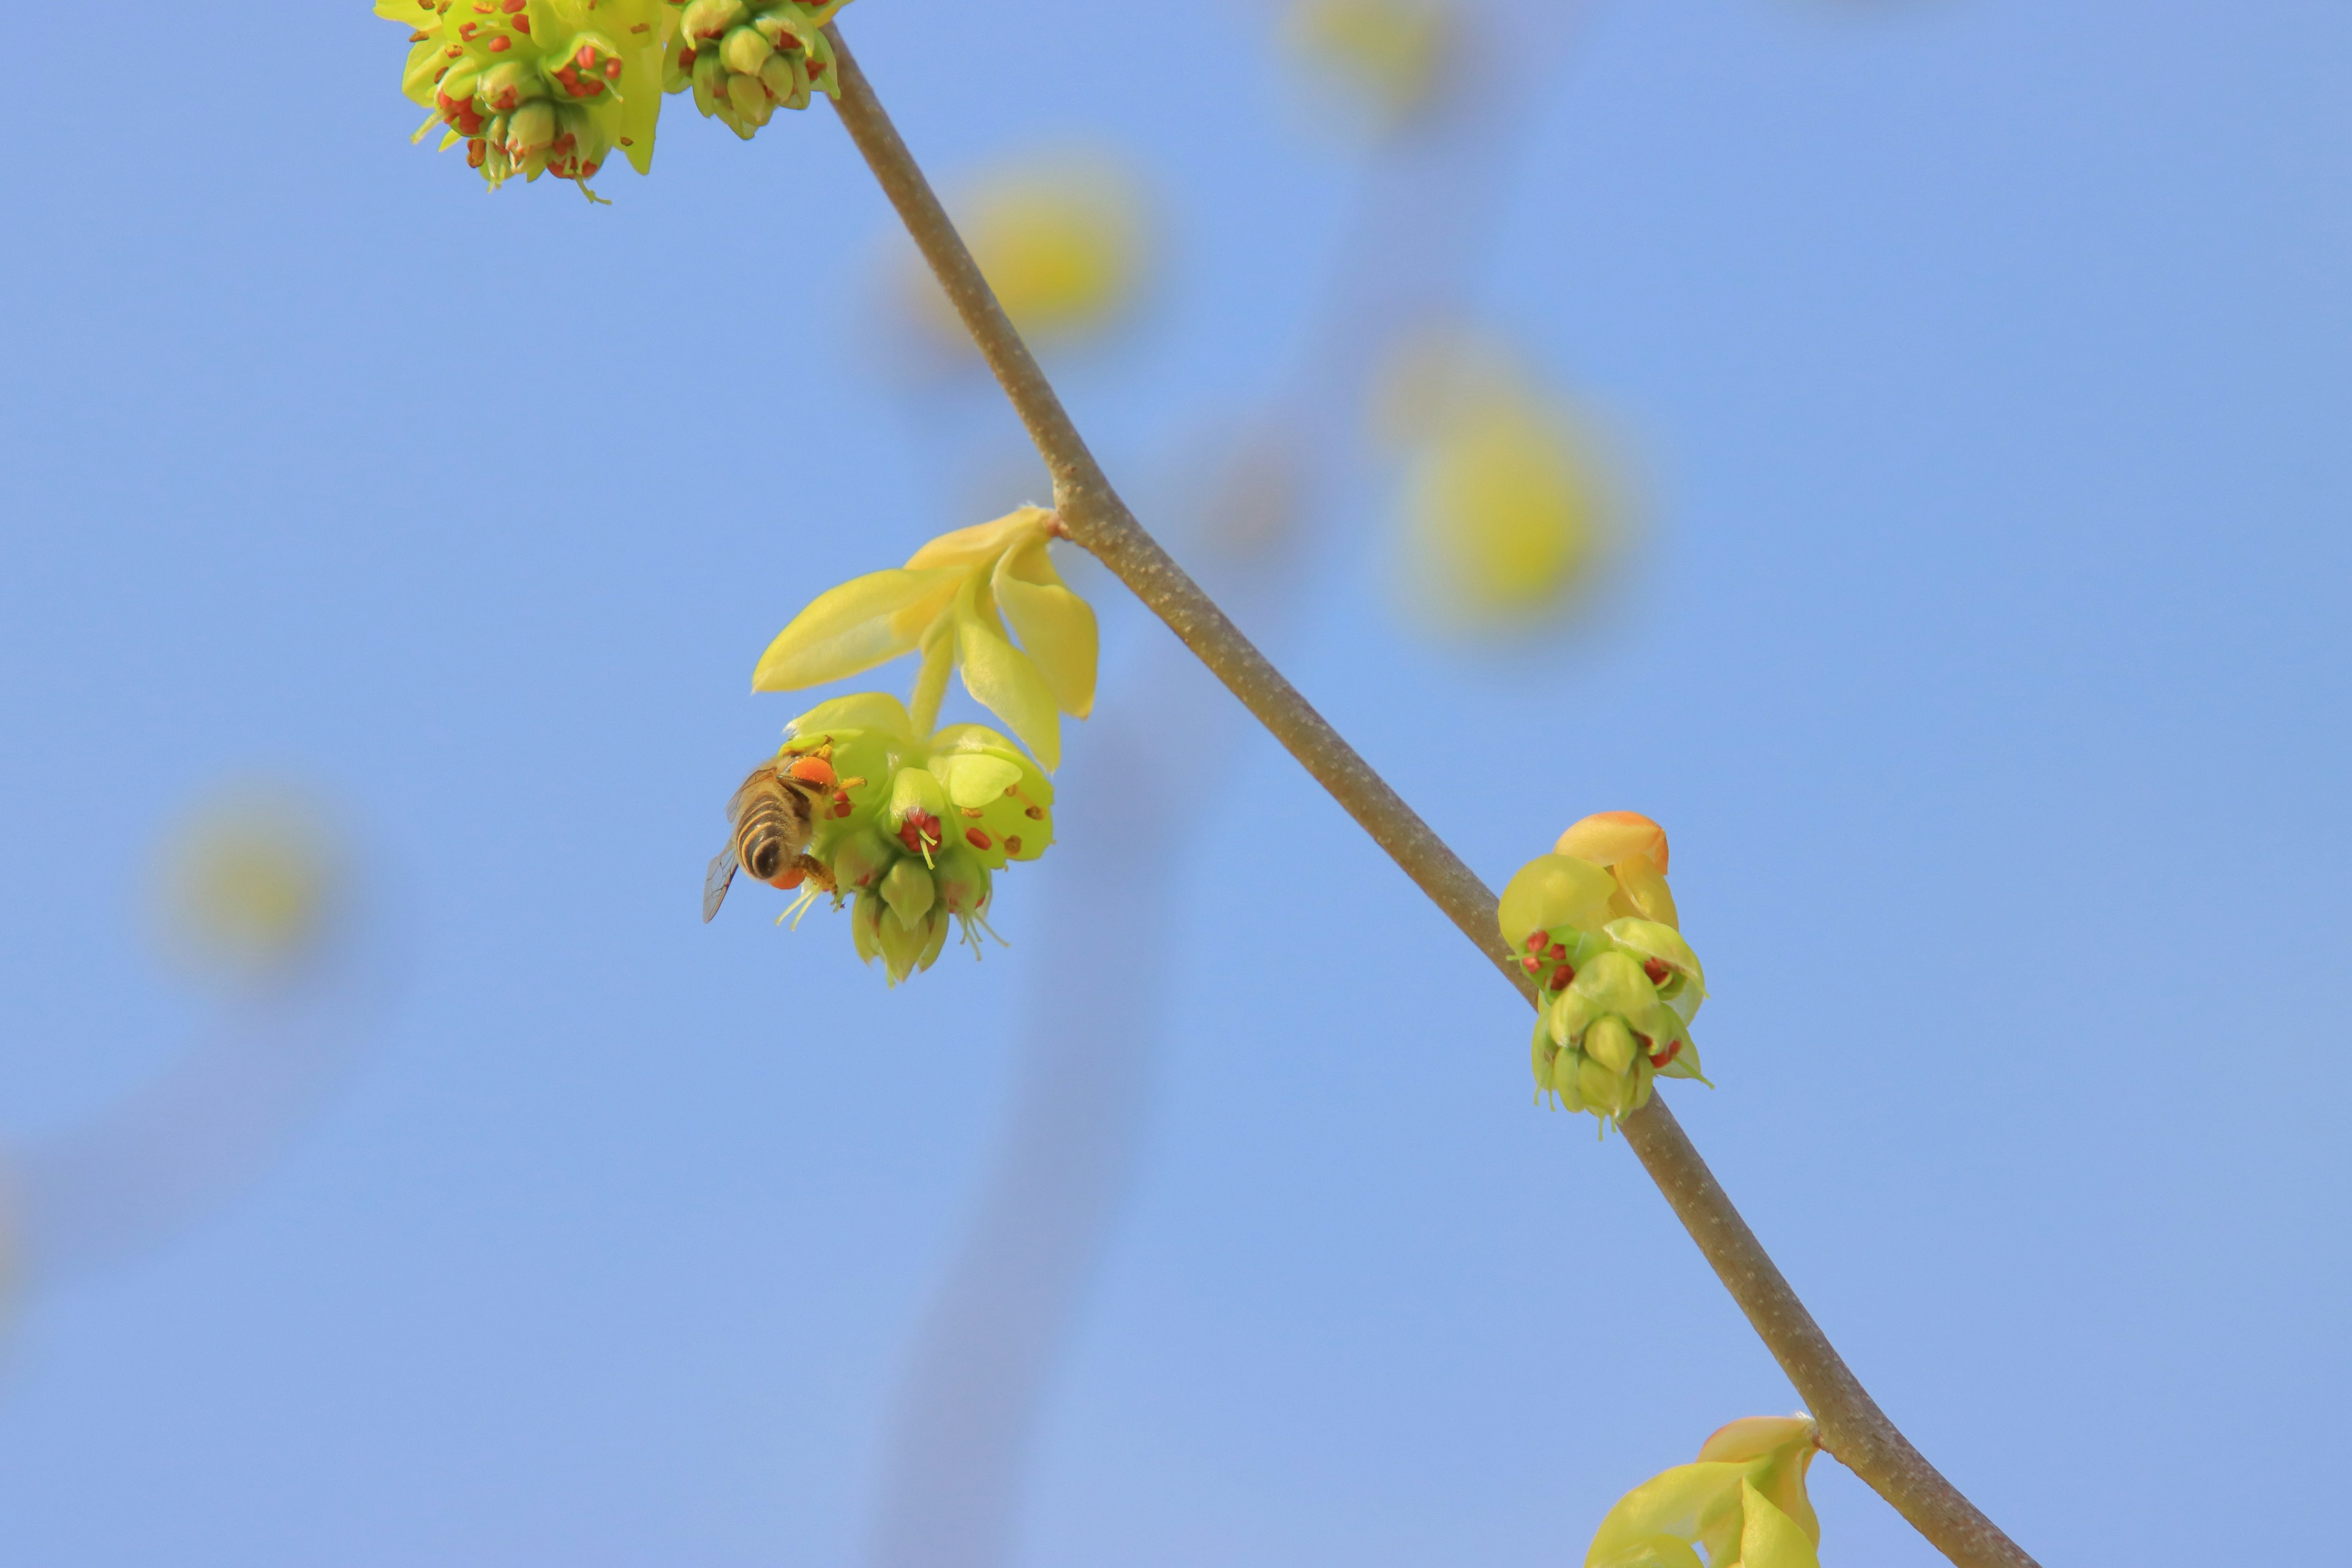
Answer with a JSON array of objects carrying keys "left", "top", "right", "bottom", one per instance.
[{"left": 703, "top": 843, "right": 741, "bottom": 924}]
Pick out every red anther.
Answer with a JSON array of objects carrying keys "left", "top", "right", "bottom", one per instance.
[
  {"left": 677, "top": 48, "right": 696, "bottom": 66},
  {"left": 445, "top": 43, "right": 462, "bottom": 56},
  {"left": 830, "top": 790, "right": 850, "bottom": 806},
  {"left": 785, "top": 755, "right": 835, "bottom": 787},
  {"left": 1548, "top": 965, "right": 1575, "bottom": 990},
  {"left": 1525, "top": 932, "right": 1548, "bottom": 953},
  {"left": 410, "top": 28, "right": 432, "bottom": 41},
  {"left": 832, "top": 803, "right": 852, "bottom": 819},
  {"left": 501, "top": 0, "right": 524, "bottom": 10},
  {"left": 1547, "top": 942, "right": 1567, "bottom": 961},
  {"left": 897, "top": 810, "right": 942, "bottom": 854},
  {"left": 1005, "top": 836, "right": 1023, "bottom": 854},
  {"left": 603, "top": 58, "right": 623, "bottom": 78},
  {"left": 486, "top": 33, "right": 511, "bottom": 50},
  {"left": 466, "top": 137, "right": 488, "bottom": 167},
  {"left": 771, "top": 867, "right": 807, "bottom": 890},
  {"left": 1642, "top": 957, "right": 1670, "bottom": 985},
  {"left": 1523, "top": 956, "right": 1542, "bottom": 974},
  {"left": 1648, "top": 1039, "right": 1682, "bottom": 1069},
  {"left": 512, "top": 15, "right": 529, "bottom": 32},
  {"left": 965, "top": 828, "right": 993, "bottom": 851},
  {"left": 575, "top": 44, "right": 598, "bottom": 66},
  {"left": 458, "top": 21, "right": 478, "bottom": 37}
]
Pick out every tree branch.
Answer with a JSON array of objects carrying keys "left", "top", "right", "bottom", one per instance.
[{"left": 825, "top": 26, "right": 2038, "bottom": 1568}]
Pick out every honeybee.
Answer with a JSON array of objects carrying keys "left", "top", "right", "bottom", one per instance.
[{"left": 701, "top": 742, "right": 862, "bottom": 923}]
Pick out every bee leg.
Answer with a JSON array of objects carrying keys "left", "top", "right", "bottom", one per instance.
[{"left": 790, "top": 852, "right": 836, "bottom": 895}]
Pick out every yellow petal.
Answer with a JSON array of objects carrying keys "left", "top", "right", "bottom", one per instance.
[
  {"left": 1696, "top": 1416, "right": 1814, "bottom": 1466},
  {"left": 785, "top": 692, "right": 917, "bottom": 742},
  {"left": 752, "top": 567, "right": 964, "bottom": 692},
  {"left": 932, "top": 752, "right": 1023, "bottom": 810},
  {"left": 1496, "top": 853, "right": 1619, "bottom": 950},
  {"left": 1556, "top": 810, "right": 1669, "bottom": 873},
  {"left": 1589, "top": 1537, "right": 1704, "bottom": 1568},
  {"left": 954, "top": 582, "right": 1062, "bottom": 771},
  {"left": 1585, "top": 1462, "right": 1749, "bottom": 1567},
  {"left": 993, "top": 535, "right": 1099, "bottom": 717},
  {"left": 1699, "top": 1419, "right": 1820, "bottom": 1547},
  {"left": 1736, "top": 1482, "right": 1821, "bottom": 1568},
  {"left": 905, "top": 507, "right": 1047, "bottom": 571},
  {"left": 908, "top": 617, "right": 956, "bottom": 734},
  {"left": 1613, "top": 855, "right": 1680, "bottom": 930}
]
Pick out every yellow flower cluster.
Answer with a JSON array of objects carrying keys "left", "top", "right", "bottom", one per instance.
[
  {"left": 1499, "top": 812, "right": 1708, "bottom": 1125},
  {"left": 379, "top": 0, "right": 851, "bottom": 197}
]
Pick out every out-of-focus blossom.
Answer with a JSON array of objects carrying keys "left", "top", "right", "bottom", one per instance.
[
  {"left": 1378, "top": 327, "right": 1618, "bottom": 633},
  {"left": 152, "top": 789, "right": 344, "bottom": 986},
  {"left": 1586, "top": 1416, "right": 1823, "bottom": 1568},
  {"left": 753, "top": 507, "right": 1097, "bottom": 771},
  {"left": 904, "top": 154, "right": 1151, "bottom": 350},
  {"left": 1283, "top": 0, "right": 1460, "bottom": 125}
]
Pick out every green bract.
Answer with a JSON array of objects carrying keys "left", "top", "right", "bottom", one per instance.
[
  {"left": 1586, "top": 1417, "right": 1822, "bottom": 1568},
  {"left": 1500, "top": 812, "right": 1709, "bottom": 1128},
  {"left": 753, "top": 507, "right": 1099, "bottom": 771},
  {"left": 778, "top": 694, "right": 1055, "bottom": 986}
]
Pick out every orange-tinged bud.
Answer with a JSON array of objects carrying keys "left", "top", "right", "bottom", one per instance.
[{"left": 1556, "top": 810, "right": 1668, "bottom": 874}]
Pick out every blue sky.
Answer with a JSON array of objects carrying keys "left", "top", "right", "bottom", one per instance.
[{"left": 0, "top": 1, "right": 2346, "bottom": 1564}]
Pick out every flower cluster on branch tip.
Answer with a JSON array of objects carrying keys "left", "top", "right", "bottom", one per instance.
[
  {"left": 377, "top": 0, "right": 851, "bottom": 200},
  {"left": 1585, "top": 1415, "right": 1822, "bottom": 1568},
  {"left": 714, "top": 507, "right": 1095, "bottom": 986},
  {"left": 1498, "top": 811, "right": 1708, "bottom": 1127}
]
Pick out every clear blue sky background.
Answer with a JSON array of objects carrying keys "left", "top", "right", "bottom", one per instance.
[{"left": 1, "top": 1, "right": 2346, "bottom": 1563}]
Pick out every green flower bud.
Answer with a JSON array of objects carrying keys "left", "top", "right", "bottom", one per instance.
[
  {"left": 1585, "top": 1014, "right": 1638, "bottom": 1076},
  {"left": 760, "top": 50, "right": 810, "bottom": 112},
  {"left": 877, "top": 903, "right": 929, "bottom": 983},
  {"left": 826, "top": 826, "right": 892, "bottom": 893},
  {"left": 721, "top": 24, "right": 772, "bottom": 75},
  {"left": 850, "top": 886, "right": 883, "bottom": 965},
  {"left": 680, "top": 0, "right": 748, "bottom": 43},
  {"left": 880, "top": 857, "right": 936, "bottom": 926}
]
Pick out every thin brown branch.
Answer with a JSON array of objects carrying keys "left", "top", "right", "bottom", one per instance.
[{"left": 825, "top": 26, "right": 2038, "bottom": 1568}]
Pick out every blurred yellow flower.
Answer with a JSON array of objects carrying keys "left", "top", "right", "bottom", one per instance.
[
  {"left": 1283, "top": 0, "right": 1458, "bottom": 124},
  {"left": 906, "top": 153, "right": 1150, "bottom": 350},
  {"left": 1378, "top": 328, "right": 1618, "bottom": 633},
  {"left": 153, "top": 789, "right": 343, "bottom": 983}
]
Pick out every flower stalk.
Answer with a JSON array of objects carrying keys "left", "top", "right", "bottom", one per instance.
[{"left": 824, "top": 26, "right": 2039, "bottom": 1568}]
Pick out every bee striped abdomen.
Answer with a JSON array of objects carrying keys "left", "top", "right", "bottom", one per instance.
[{"left": 733, "top": 774, "right": 816, "bottom": 883}]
